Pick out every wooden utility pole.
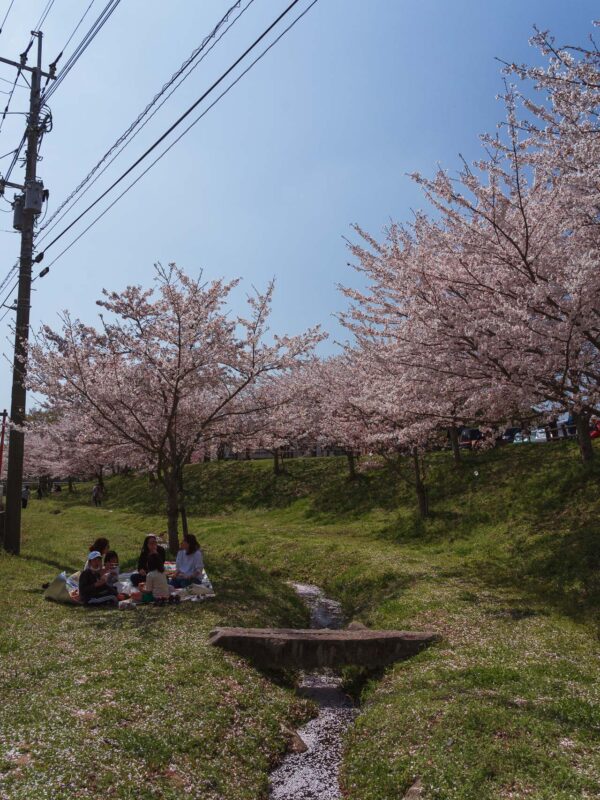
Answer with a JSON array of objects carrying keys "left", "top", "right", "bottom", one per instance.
[{"left": 2, "top": 32, "right": 53, "bottom": 554}]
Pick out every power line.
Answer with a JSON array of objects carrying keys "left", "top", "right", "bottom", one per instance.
[
  {"left": 41, "top": 0, "right": 98, "bottom": 92},
  {"left": 42, "top": 0, "right": 122, "bottom": 102},
  {"left": 34, "top": 0, "right": 56, "bottom": 31},
  {"left": 37, "top": 0, "right": 256, "bottom": 243},
  {"left": 57, "top": 0, "right": 97, "bottom": 57},
  {"left": 0, "top": 0, "right": 15, "bottom": 36},
  {"left": 0, "top": 274, "right": 18, "bottom": 324},
  {"left": 40, "top": 0, "right": 320, "bottom": 272},
  {"left": 0, "top": 261, "right": 17, "bottom": 294},
  {"left": 38, "top": 0, "right": 314, "bottom": 260},
  {"left": 0, "top": 67, "right": 21, "bottom": 134},
  {"left": 0, "top": 0, "right": 111, "bottom": 180},
  {"left": 2, "top": 131, "right": 26, "bottom": 183}
]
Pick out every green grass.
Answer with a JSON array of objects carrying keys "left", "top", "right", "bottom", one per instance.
[{"left": 2, "top": 441, "right": 600, "bottom": 799}]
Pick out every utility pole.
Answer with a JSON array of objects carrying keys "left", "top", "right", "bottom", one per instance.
[
  {"left": 1, "top": 32, "right": 53, "bottom": 554},
  {"left": 0, "top": 408, "right": 7, "bottom": 511}
]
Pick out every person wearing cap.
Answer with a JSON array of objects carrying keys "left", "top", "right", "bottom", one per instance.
[{"left": 78, "top": 551, "right": 118, "bottom": 606}]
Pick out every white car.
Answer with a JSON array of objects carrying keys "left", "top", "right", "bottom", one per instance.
[
  {"left": 513, "top": 428, "right": 547, "bottom": 444},
  {"left": 529, "top": 428, "right": 548, "bottom": 443}
]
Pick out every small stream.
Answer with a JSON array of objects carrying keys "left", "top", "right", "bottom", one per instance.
[{"left": 269, "top": 583, "right": 359, "bottom": 800}]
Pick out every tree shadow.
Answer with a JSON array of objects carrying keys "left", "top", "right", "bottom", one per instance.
[
  {"left": 20, "top": 553, "right": 79, "bottom": 574},
  {"left": 81, "top": 554, "right": 309, "bottom": 637},
  {"left": 471, "top": 515, "right": 600, "bottom": 624}
]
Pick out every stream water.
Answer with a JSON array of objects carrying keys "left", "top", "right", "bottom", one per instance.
[{"left": 269, "top": 583, "right": 359, "bottom": 800}]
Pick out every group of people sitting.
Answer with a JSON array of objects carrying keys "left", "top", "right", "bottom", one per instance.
[{"left": 79, "top": 533, "right": 205, "bottom": 607}]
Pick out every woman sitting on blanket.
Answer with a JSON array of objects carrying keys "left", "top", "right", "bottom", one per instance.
[
  {"left": 81, "top": 537, "right": 110, "bottom": 571},
  {"left": 86, "top": 537, "right": 109, "bottom": 561},
  {"left": 131, "top": 534, "right": 166, "bottom": 586},
  {"left": 171, "top": 533, "right": 204, "bottom": 588},
  {"left": 79, "top": 550, "right": 118, "bottom": 606}
]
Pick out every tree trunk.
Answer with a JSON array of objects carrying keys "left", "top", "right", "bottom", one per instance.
[
  {"left": 412, "top": 447, "right": 429, "bottom": 519},
  {"left": 346, "top": 450, "right": 357, "bottom": 480},
  {"left": 96, "top": 466, "right": 105, "bottom": 493},
  {"left": 67, "top": 476, "right": 74, "bottom": 493},
  {"left": 273, "top": 448, "right": 284, "bottom": 476},
  {"left": 165, "top": 479, "right": 180, "bottom": 554},
  {"left": 177, "top": 465, "right": 189, "bottom": 538},
  {"left": 574, "top": 411, "right": 594, "bottom": 463},
  {"left": 448, "top": 426, "right": 461, "bottom": 465}
]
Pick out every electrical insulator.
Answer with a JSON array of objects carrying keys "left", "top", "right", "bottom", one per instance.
[
  {"left": 24, "top": 179, "right": 45, "bottom": 214},
  {"left": 12, "top": 194, "right": 24, "bottom": 231}
]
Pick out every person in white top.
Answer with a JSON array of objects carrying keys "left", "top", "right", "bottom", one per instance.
[{"left": 172, "top": 533, "right": 204, "bottom": 588}]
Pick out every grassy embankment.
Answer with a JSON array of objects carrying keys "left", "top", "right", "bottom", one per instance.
[{"left": 1, "top": 442, "right": 600, "bottom": 799}]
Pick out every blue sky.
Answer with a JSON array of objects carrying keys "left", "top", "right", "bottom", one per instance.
[{"left": 0, "top": 0, "right": 597, "bottom": 411}]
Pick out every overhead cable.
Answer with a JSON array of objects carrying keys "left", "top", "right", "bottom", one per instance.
[
  {"left": 34, "top": 0, "right": 56, "bottom": 31},
  {"left": 39, "top": 0, "right": 320, "bottom": 271},
  {"left": 42, "top": 0, "right": 98, "bottom": 91},
  {"left": 42, "top": 0, "right": 122, "bottom": 102},
  {"left": 36, "top": 0, "right": 256, "bottom": 243},
  {"left": 38, "top": 0, "right": 316, "bottom": 260},
  {"left": 2, "top": 131, "right": 26, "bottom": 183},
  {"left": 0, "top": 261, "right": 18, "bottom": 295},
  {"left": 0, "top": 274, "right": 18, "bottom": 324},
  {"left": 55, "top": 0, "right": 97, "bottom": 59},
  {"left": 0, "top": 0, "right": 15, "bottom": 36},
  {"left": 0, "top": 68, "right": 21, "bottom": 135}
]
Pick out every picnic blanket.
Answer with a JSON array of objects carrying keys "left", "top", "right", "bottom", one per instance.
[{"left": 44, "top": 562, "right": 215, "bottom": 608}]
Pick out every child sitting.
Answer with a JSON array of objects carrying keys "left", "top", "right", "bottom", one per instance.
[
  {"left": 78, "top": 551, "right": 118, "bottom": 606},
  {"left": 103, "top": 550, "right": 120, "bottom": 589},
  {"left": 144, "top": 552, "right": 177, "bottom": 605}
]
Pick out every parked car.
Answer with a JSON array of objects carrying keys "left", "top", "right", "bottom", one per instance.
[
  {"left": 513, "top": 428, "right": 547, "bottom": 444},
  {"left": 530, "top": 428, "right": 548, "bottom": 443},
  {"left": 458, "top": 428, "right": 483, "bottom": 449},
  {"left": 501, "top": 427, "right": 522, "bottom": 443}
]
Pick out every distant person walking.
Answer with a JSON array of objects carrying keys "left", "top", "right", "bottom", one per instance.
[
  {"left": 92, "top": 483, "right": 103, "bottom": 507},
  {"left": 21, "top": 485, "right": 30, "bottom": 509}
]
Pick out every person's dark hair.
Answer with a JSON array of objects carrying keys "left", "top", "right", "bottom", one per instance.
[
  {"left": 183, "top": 533, "right": 200, "bottom": 553},
  {"left": 90, "top": 537, "right": 109, "bottom": 554},
  {"left": 147, "top": 552, "right": 164, "bottom": 572},
  {"left": 141, "top": 534, "right": 158, "bottom": 554},
  {"left": 105, "top": 550, "right": 119, "bottom": 564}
]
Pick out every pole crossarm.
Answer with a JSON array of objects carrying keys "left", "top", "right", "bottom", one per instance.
[
  {"left": 0, "top": 179, "right": 25, "bottom": 193},
  {"left": 0, "top": 55, "right": 56, "bottom": 79}
]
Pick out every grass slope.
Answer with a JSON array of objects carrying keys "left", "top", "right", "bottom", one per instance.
[{"left": 2, "top": 441, "right": 600, "bottom": 799}]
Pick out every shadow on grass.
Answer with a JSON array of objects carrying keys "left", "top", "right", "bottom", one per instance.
[
  {"left": 208, "top": 553, "right": 309, "bottom": 629},
  {"left": 306, "top": 469, "right": 401, "bottom": 521},
  {"left": 92, "top": 457, "right": 407, "bottom": 521},
  {"left": 472, "top": 515, "right": 600, "bottom": 624},
  {"left": 81, "top": 554, "right": 309, "bottom": 636},
  {"left": 20, "top": 553, "right": 80, "bottom": 575},
  {"left": 49, "top": 442, "right": 600, "bottom": 627}
]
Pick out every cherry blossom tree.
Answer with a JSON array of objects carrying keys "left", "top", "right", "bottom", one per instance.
[
  {"left": 29, "top": 264, "right": 323, "bottom": 551},
  {"left": 23, "top": 411, "right": 141, "bottom": 492},
  {"left": 341, "top": 23, "right": 600, "bottom": 466}
]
